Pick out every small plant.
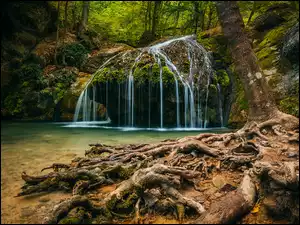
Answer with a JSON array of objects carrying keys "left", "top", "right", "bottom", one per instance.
[{"left": 57, "top": 43, "right": 89, "bottom": 68}]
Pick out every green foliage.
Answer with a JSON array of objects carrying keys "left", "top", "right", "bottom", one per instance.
[
  {"left": 258, "top": 25, "right": 288, "bottom": 49},
  {"left": 4, "top": 93, "right": 23, "bottom": 116},
  {"left": 279, "top": 97, "right": 299, "bottom": 116},
  {"left": 216, "top": 69, "right": 230, "bottom": 87},
  {"left": 57, "top": 43, "right": 88, "bottom": 67},
  {"left": 92, "top": 61, "right": 175, "bottom": 85}
]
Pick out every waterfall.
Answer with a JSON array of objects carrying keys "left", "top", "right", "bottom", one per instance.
[
  {"left": 175, "top": 77, "right": 180, "bottom": 127},
  {"left": 72, "top": 52, "right": 122, "bottom": 123},
  {"left": 148, "top": 80, "right": 151, "bottom": 128},
  {"left": 184, "top": 85, "right": 189, "bottom": 127},
  {"left": 93, "top": 85, "right": 96, "bottom": 121},
  {"left": 157, "top": 57, "right": 164, "bottom": 128},
  {"left": 217, "top": 83, "right": 224, "bottom": 127},
  {"left": 118, "top": 83, "right": 120, "bottom": 126},
  {"left": 72, "top": 35, "right": 222, "bottom": 128}
]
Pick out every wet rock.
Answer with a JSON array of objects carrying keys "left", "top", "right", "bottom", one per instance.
[
  {"left": 281, "top": 23, "right": 299, "bottom": 64},
  {"left": 81, "top": 44, "right": 134, "bottom": 74},
  {"left": 287, "top": 152, "right": 298, "bottom": 158},
  {"left": 252, "top": 12, "right": 285, "bottom": 31}
]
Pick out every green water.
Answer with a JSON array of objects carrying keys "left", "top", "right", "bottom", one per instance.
[{"left": 1, "top": 121, "right": 231, "bottom": 150}]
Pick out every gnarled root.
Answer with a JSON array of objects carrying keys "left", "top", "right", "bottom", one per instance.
[
  {"left": 43, "top": 195, "right": 103, "bottom": 224},
  {"left": 193, "top": 174, "right": 256, "bottom": 224},
  {"left": 105, "top": 164, "right": 205, "bottom": 217}
]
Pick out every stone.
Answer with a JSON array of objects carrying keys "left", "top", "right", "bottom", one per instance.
[
  {"left": 281, "top": 22, "right": 299, "bottom": 64},
  {"left": 214, "top": 192, "right": 223, "bottom": 198},
  {"left": 212, "top": 175, "right": 226, "bottom": 189},
  {"left": 287, "top": 152, "right": 298, "bottom": 158},
  {"left": 253, "top": 12, "right": 285, "bottom": 31}
]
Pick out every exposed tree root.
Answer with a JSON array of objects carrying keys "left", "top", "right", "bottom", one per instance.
[
  {"left": 17, "top": 115, "right": 299, "bottom": 224},
  {"left": 192, "top": 174, "right": 256, "bottom": 224}
]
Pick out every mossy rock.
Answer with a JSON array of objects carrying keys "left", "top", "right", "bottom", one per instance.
[
  {"left": 279, "top": 96, "right": 299, "bottom": 116},
  {"left": 252, "top": 12, "right": 285, "bottom": 32},
  {"left": 216, "top": 69, "right": 230, "bottom": 87},
  {"left": 57, "top": 43, "right": 89, "bottom": 68},
  {"left": 258, "top": 25, "right": 290, "bottom": 49}
]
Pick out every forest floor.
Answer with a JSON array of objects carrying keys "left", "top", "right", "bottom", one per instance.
[{"left": 13, "top": 120, "right": 299, "bottom": 224}]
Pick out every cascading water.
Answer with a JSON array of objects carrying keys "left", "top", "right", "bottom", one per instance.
[
  {"left": 217, "top": 83, "right": 224, "bottom": 127},
  {"left": 72, "top": 35, "right": 225, "bottom": 128}
]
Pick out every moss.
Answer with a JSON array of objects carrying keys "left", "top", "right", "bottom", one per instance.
[
  {"left": 92, "top": 67, "right": 126, "bottom": 84},
  {"left": 209, "top": 84, "right": 217, "bottom": 93},
  {"left": 279, "top": 96, "right": 299, "bottom": 116},
  {"left": 258, "top": 24, "right": 294, "bottom": 49},
  {"left": 4, "top": 93, "right": 23, "bottom": 115},
  {"left": 22, "top": 81, "right": 29, "bottom": 87},
  {"left": 216, "top": 69, "right": 230, "bottom": 87},
  {"left": 256, "top": 47, "right": 278, "bottom": 69},
  {"left": 150, "top": 64, "right": 174, "bottom": 83},
  {"left": 119, "top": 166, "right": 135, "bottom": 179},
  {"left": 106, "top": 188, "right": 139, "bottom": 214},
  {"left": 57, "top": 43, "right": 89, "bottom": 67},
  {"left": 198, "top": 36, "right": 217, "bottom": 51},
  {"left": 58, "top": 217, "right": 82, "bottom": 224}
]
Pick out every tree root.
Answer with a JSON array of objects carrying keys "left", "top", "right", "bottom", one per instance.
[
  {"left": 193, "top": 174, "right": 256, "bottom": 224},
  {"left": 43, "top": 195, "right": 104, "bottom": 224},
  {"left": 17, "top": 113, "right": 299, "bottom": 223}
]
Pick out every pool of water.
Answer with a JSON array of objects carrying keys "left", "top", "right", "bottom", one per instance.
[{"left": 1, "top": 121, "right": 230, "bottom": 224}]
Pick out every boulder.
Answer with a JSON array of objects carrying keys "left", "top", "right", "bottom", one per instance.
[
  {"left": 81, "top": 43, "right": 134, "bottom": 74},
  {"left": 252, "top": 12, "right": 285, "bottom": 31},
  {"left": 281, "top": 23, "right": 299, "bottom": 65}
]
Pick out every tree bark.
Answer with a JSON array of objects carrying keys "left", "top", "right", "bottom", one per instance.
[
  {"left": 54, "top": 1, "right": 60, "bottom": 65},
  {"left": 193, "top": 1, "right": 199, "bottom": 34},
  {"left": 64, "top": 1, "right": 68, "bottom": 37},
  {"left": 215, "top": 1, "right": 279, "bottom": 122},
  {"left": 206, "top": 4, "right": 213, "bottom": 30},
  {"left": 151, "top": 1, "right": 161, "bottom": 37},
  {"left": 78, "top": 1, "right": 90, "bottom": 36},
  {"left": 62, "top": 1, "right": 68, "bottom": 66}
]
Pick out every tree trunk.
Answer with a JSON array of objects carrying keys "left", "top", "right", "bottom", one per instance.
[
  {"left": 71, "top": 2, "right": 76, "bottom": 31},
  {"left": 78, "top": 1, "right": 90, "bottom": 37},
  {"left": 54, "top": 1, "right": 60, "bottom": 65},
  {"left": 151, "top": 1, "right": 161, "bottom": 37},
  {"left": 200, "top": 5, "right": 206, "bottom": 31},
  {"left": 193, "top": 1, "right": 199, "bottom": 34},
  {"left": 62, "top": 1, "right": 68, "bottom": 66},
  {"left": 215, "top": 1, "right": 279, "bottom": 122},
  {"left": 173, "top": 1, "right": 181, "bottom": 33},
  {"left": 148, "top": 1, "right": 152, "bottom": 31},
  {"left": 206, "top": 4, "right": 213, "bottom": 30},
  {"left": 144, "top": 2, "right": 149, "bottom": 31}
]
